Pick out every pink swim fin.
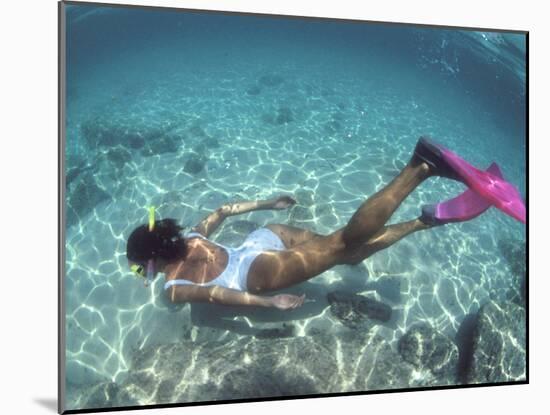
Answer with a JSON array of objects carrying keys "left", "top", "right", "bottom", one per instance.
[
  {"left": 415, "top": 137, "right": 526, "bottom": 224},
  {"left": 421, "top": 163, "right": 502, "bottom": 225}
]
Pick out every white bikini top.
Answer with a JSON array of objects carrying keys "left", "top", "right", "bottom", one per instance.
[
  {"left": 163, "top": 232, "right": 248, "bottom": 292},
  {"left": 163, "top": 228, "right": 285, "bottom": 292}
]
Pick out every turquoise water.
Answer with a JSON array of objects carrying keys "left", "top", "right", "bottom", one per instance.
[{"left": 63, "top": 3, "right": 527, "bottom": 411}]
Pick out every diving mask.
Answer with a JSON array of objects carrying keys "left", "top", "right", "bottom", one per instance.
[{"left": 131, "top": 258, "right": 155, "bottom": 287}]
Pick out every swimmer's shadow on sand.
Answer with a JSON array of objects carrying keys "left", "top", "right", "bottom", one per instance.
[
  {"left": 188, "top": 263, "right": 399, "bottom": 336},
  {"left": 189, "top": 280, "right": 329, "bottom": 337}
]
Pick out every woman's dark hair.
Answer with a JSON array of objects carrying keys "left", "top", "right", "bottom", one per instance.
[{"left": 126, "top": 218, "right": 187, "bottom": 263}]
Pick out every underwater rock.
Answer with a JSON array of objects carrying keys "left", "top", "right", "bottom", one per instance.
[
  {"left": 307, "top": 327, "right": 324, "bottom": 336},
  {"left": 246, "top": 85, "right": 262, "bottom": 95},
  {"left": 355, "top": 295, "right": 392, "bottom": 322},
  {"left": 203, "top": 136, "right": 220, "bottom": 149},
  {"left": 188, "top": 124, "right": 208, "bottom": 138},
  {"left": 77, "top": 381, "right": 137, "bottom": 409},
  {"left": 102, "top": 330, "right": 418, "bottom": 406},
  {"left": 331, "top": 110, "right": 345, "bottom": 121},
  {"left": 81, "top": 115, "right": 178, "bottom": 154},
  {"left": 520, "top": 274, "right": 526, "bottom": 305},
  {"left": 398, "top": 323, "right": 459, "bottom": 384},
  {"left": 140, "top": 133, "right": 182, "bottom": 156},
  {"left": 455, "top": 313, "right": 478, "bottom": 383},
  {"left": 67, "top": 174, "right": 111, "bottom": 227},
  {"left": 81, "top": 118, "right": 136, "bottom": 149},
  {"left": 105, "top": 146, "right": 132, "bottom": 167},
  {"left": 126, "top": 133, "right": 146, "bottom": 150},
  {"left": 262, "top": 107, "right": 294, "bottom": 126},
  {"left": 211, "top": 368, "right": 287, "bottom": 400},
  {"left": 498, "top": 239, "right": 526, "bottom": 276},
  {"left": 124, "top": 336, "right": 334, "bottom": 403},
  {"left": 348, "top": 332, "right": 416, "bottom": 391},
  {"left": 141, "top": 126, "right": 166, "bottom": 142},
  {"left": 327, "top": 291, "right": 392, "bottom": 329},
  {"left": 66, "top": 163, "right": 94, "bottom": 187},
  {"left": 184, "top": 156, "right": 207, "bottom": 175},
  {"left": 259, "top": 74, "right": 284, "bottom": 87},
  {"left": 80, "top": 117, "right": 101, "bottom": 147},
  {"left": 324, "top": 120, "right": 342, "bottom": 134},
  {"left": 327, "top": 295, "right": 364, "bottom": 328},
  {"left": 275, "top": 107, "right": 294, "bottom": 124},
  {"left": 498, "top": 239, "right": 527, "bottom": 306},
  {"left": 254, "top": 324, "right": 295, "bottom": 339},
  {"left": 466, "top": 300, "right": 526, "bottom": 384},
  {"left": 155, "top": 379, "right": 178, "bottom": 404}
]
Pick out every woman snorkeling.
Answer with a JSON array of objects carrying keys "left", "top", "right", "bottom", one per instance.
[{"left": 126, "top": 137, "right": 526, "bottom": 311}]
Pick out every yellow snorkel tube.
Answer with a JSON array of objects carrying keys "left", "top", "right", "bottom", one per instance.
[
  {"left": 148, "top": 206, "right": 155, "bottom": 232},
  {"left": 131, "top": 206, "right": 157, "bottom": 287},
  {"left": 145, "top": 206, "right": 156, "bottom": 287}
]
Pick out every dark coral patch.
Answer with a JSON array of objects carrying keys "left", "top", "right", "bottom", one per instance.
[
  {"left": 203, "top": 136, "right": 220, "bottom": 149},
  {"left": 246, "top": 85, "right": 262, "bottom": 95},
  {"left": 184, "top": 157, "right": 207, "bottom": 175},
  {"left": 327, "top": 291, "right": 392, "bottom": 329},
  {"left": 67, "top": 174, "right": 111, "bottom": 227},
  {"left": 259, "top": 74, "right": 284, "bottom": 87},
  {"left": 262, "top": 107, "right": 294, "bottom": 126}
]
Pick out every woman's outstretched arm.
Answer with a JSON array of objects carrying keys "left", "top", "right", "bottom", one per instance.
[
  {"left": 167, "top": 284, "right": 304, "bottom": 310},
  {"left": 192, "top": 195, "right": 296, "bottom": 237}
]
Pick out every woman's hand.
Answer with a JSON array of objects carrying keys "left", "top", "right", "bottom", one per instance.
[
  {"left": 270, "top": 294, "right": 305, "bottom": 310},
  {"left": 272, "top": 195, "right": 297, "bottom": 210}
]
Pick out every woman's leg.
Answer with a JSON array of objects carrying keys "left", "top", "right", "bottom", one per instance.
[
  {"left": 248, "top": 219, "right": 432, "bottom": 292},
  {"left": 247, "top": 158, "right": 432, "bottom": 293},
  {"left": 342, "top": 218, "right": 432, "bottom": 265},
  {"left": 342, "top": 158, "right": 430, "bottom": 249},
  {"left": 266, "top": 156, "right": 431, "bottom": 251},
  {"left": 265, "top": 219, "right": 432, "bottom": 265}
]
